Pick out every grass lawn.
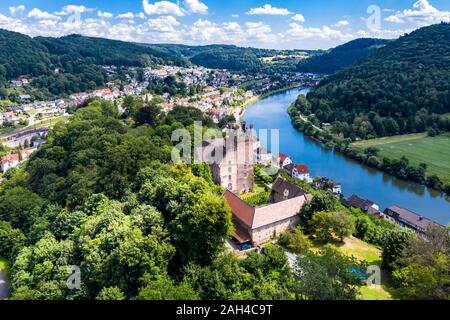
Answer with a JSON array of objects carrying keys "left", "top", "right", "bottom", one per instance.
[
  {"left": 311, "top": 236, "right": 394, "bottom": 300},
  {"left": 352, "top": 133, "right": 450, "bottom": 183}
]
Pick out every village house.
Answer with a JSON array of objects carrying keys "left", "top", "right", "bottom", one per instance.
[
  {"left": 0, "top": 148, "right": 35, "bottom": 173},
  {"left": 224, "top": 176, "right": 313, "bottom": 247},
  {"left": 18, "top": 94, "right": 31, "bottom": 102},
  {"left": 277, "top": 153, "right": 292, "bottom": 168},
  {"left": 315, "top": 177, "right": 342, "bottom": 195},
  {"left": 383, "top": 206, "right": 441, "bottom": 238},
  {"left": 341, "top": 195, "right": 382, "bottom": 216},
  {"left": 292, "top": 164, "right": 313, "bottom": 183},
  {"left": 0, "top": 153, "right": 19, "bottom": 173}
]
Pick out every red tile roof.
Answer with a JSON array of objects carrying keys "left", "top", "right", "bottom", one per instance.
[
  {"left": 294, "top": 164, "right": 309, "bottom": 174},
  {"left": 278, "top": 153, "right": 288, "bottom": 162},
  {"left": 224, "top": 190, "right": 255, "bottom": 227},
  {"left": 1, "top": 153, "right": 19, "bottom": 165}
]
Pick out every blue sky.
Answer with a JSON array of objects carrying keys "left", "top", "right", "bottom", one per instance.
[{"left": 0, "top": 0, "right": 449, "bottom": 49}]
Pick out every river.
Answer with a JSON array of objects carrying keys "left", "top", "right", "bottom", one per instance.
[{"left": 243, "top": 87, "right": 450, "bottom": 225}]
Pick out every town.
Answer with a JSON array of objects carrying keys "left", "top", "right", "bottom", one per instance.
[{"left": 0, "top": 64, "right": 318, "bottom": 175}]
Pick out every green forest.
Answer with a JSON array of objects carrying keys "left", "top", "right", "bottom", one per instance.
[
  {"left": 0, "top": 29, "right": 188, "bottom": 97},
  {"left": 297, "top": 38, "right": 390, "bottom": 74},
  {"left": 0, "top": 97, "right": 447, "bottom": 300},
  {"left": 299, "top": 23, "right": 450, "bottom": 140}
]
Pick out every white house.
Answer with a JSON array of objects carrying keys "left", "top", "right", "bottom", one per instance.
[
  {"left": 277, "top": 153, "right": 292, "bottom": 168},
  {"left": 0, "top": 153, "right": 19, "bottom": 173},
  {"left": 292, "top": 164, "right": 313, "bottom": 183}
]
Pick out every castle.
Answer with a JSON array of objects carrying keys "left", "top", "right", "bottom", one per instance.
[{"left": 198, "top": 124, "right": 258, "bottom": 194}]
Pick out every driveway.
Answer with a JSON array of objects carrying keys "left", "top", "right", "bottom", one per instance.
[{"left": 0, "top": 270, "right": 10, "bottom": 300}]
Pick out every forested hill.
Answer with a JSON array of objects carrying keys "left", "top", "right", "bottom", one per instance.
[
  {"left": 145, "top": 43, "right": 315, "bottom": 72},
  {"left": 0, "top": 29, "right": 188, "bottom": 95},
  {"left": 297, "top": 38, "right": 391, "bottom": 74},
  {"left": 298, "top": 23, "right": 450, "bottom": 140},
  {"left": 36, "top": 34, "right": 188, "bottom": 67}
]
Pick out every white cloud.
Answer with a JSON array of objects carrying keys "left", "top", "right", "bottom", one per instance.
[
  {"left": 288, "top": 22, "right": 353, "bottom": 41},
  {"left": 142, "top": 0, "right": 185, "bottom": 16},
  {"left": 62, "top": 5, "right": 93, "bottom": 14},
  {"left": 117, "top": 12, "right": 135, "bottom": 19},
  {"left": 9, "top": 5, "right": 26, "bottom": 16},
  {"left": 334, "top": 20, "right": 349, "bottom": 27},
  {"left": 184, "top": 0, "right": 208, "bottom": 14},
  {"left": 27, "top": 8, "right": 61, "bottom": 21},
  {"left": 246, "top": 4, "right": 292, "bottom": 16},
  {"left": 189, "top": 19, "right": 224, "bottom": 41},
  {"left": 384, "top": 0, "right": 450, "bottom": 25},
  {"left": 245, "top": 21, "right": 278, "bottom": 42},
  {"left": 231, "top": 14, "right": 239, "bottom": 19},
  {"left": 291, "top": 13, "right": 305, "bottom": 23},
  {"left": 148, "top": 15, "right": 180, "bottom": 32},
  {"left": 98, "top": 11, "right": 113, "bottom": 19},
  {"left": 137, "top": 12, "right": 146, "bottom": 19},
  {"left": 385, "top": 15, "right": 405, "bottom": 24}
]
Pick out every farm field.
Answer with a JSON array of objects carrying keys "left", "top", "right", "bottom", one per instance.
[{"left": 352, "top": 133, "right": 450, "bottom": 183}]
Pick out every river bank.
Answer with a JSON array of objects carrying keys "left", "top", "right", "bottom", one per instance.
[
  {"left": 235, "top": 83, "right": 306, "bottom": 122},
  {"left": 243, "top": 87, "right": 450, "bottom": 225},
  {"left": 288, "top": 104, "right": 450, "bottom": 197}
]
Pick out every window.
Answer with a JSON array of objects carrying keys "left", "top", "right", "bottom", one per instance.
[
  {"left": 229, "top": 175, "right": 232, "bottom": 180},
  {"left": 228, "top": 167, "right": 232, "bottom": 173},
  {"left": 228, "top": 183, "right": 233, "bottom": 190}
]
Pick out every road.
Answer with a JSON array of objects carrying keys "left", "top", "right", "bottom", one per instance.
[{"left": 0, "top": 270, "right": 10, "bottom": 300}]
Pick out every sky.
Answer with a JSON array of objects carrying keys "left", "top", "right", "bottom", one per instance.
[{"left": 0, "top": 0, "right": 449, "bottom": 49}]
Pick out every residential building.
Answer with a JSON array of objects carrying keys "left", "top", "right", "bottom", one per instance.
[
  {"left": 292, "top": 164, "right": 312, "bottom": 183},
  {"left": 383, "top": 206, "right": 441, "bottom": 238},
  {"left": 0, "top": 148, "right": 35, "bottom": 173},
  {"left": 271, "top": 176, "right": 308, "bottom": 203},
  {"left": 341, "top": 195, "right": 380, "bottom": 215},
  {"left": 277, "top": 153, "right": 292, "bottom": 168},
  {"left": 0, "top": 153, "right": 19, "bottom": 173},
  {"left": 315, "top": 177, "right": 342, "bottom": 195},
  {"left": 224, "top": 179, "right": 312, "bottom": 246}
]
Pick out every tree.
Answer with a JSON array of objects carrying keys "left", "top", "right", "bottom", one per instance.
[
  {"left": 309, "top": 211, "right": 354, "bottom": 243},
  {"left": 96, "top": 287, "right": 126, "bottom": 300},
  {"left": 278, "top": 227, "right": 312, "bottom": 254},
  {"left": 293, "top": 247, "right": 366, "bottom": 300},
  {"left": 138, "top": 165, "right": 233, "bottom": 269},
  {"left": 122, "top": 95, "right": 142, "bottom": 118},
  {"left": 134, "top": 103, "right": 161, "bottom": 127},
  {"left": 300, "top": 193, "right": 337, "bottom": 225},
  {"left": 392, "top": 253, "right": 449, "bottom": 300},
  {"left": 381, "top": 229, "right": 414, "bottom": 269},
  {"left": 391, "top": 225, "right": 450, "bottom": 299},
  {"left": 0, "top": 187, "right": 43, "bottom": 231},
  {"left": 135, "top": 276, "right": 198, "bottom": 300},
  {"left": 0, "top": 220, "right": 25, "bottom": 260}
]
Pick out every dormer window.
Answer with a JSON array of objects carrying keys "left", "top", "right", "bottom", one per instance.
[{"left": 283, "top": 189, "right": 289, "bottom": 200}]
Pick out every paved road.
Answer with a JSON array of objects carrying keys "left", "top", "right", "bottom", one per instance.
[{"left": 0, "top": 270, "right": 10, "bottom": 300}]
